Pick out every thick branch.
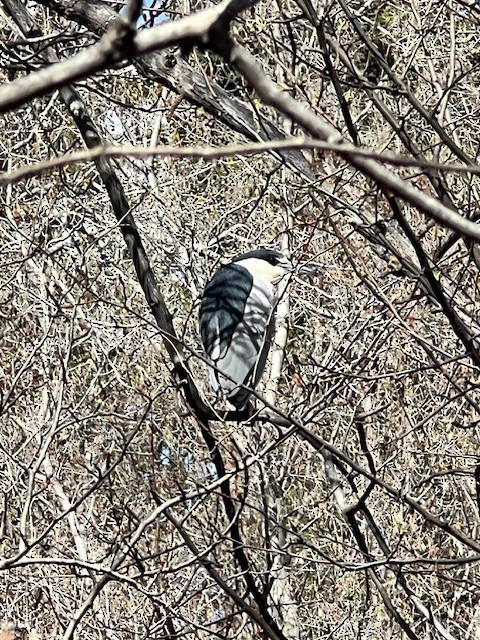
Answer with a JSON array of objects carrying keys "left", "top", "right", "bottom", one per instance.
[
  {"left": 224, "top": 40, "right": 480, "bottom": 243},
  {"left": 0, "top": 0, "right": 258, "bottom": 113}
]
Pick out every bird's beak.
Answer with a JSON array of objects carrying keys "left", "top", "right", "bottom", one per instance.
[{"left": 296, "top": 264, "right": 319, "bottom": 278}]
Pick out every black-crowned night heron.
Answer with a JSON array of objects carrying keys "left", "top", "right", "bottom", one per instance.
[{"left": 199, "top": 248, "right": 314, "bottom": 409}]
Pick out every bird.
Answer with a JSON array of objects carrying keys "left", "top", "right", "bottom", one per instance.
[{"left": 199, "top": 248, "right": 315, "bottom": 409}]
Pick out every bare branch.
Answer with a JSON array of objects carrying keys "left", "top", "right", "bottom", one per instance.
[
  {"left": 224, "top": 39, "right": 480, "bottom": 243},
  {"left": 0, "top": 0, "right": 259, "bottom": 113},
  {"left": 5, "top": 138, "right": 480, "bottom": 186}
]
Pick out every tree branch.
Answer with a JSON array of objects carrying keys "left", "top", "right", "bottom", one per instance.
[
  {"left": 223, "top": 38, "right": 480, "bottom": 244},
  {"left": 0, "top": 0, "right": 259, "bottom": 113}
]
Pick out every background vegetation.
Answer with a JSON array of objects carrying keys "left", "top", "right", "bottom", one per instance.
[{"left": 1, "top": 0, "right": 480, "bottom": 638}]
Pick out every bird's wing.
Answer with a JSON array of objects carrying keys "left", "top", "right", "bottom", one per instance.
[{"left": 200, "top": 263, "right": 253, "bottom": 360}]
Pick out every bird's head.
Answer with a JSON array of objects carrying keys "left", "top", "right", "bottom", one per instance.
[{"left": 233, "top": 248, "right": 317, "bottom": 284}]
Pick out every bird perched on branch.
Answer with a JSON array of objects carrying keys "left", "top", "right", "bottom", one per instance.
[{"left": 199, "top": 248, "right": 315, "bottom": 409}]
